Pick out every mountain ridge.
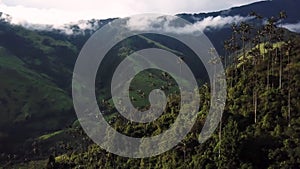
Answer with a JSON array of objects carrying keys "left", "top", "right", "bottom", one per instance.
[{"left": 1, "top": 0, "right": 300, "bottom": 36}]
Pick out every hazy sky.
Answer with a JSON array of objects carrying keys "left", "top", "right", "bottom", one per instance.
[{"left": 0, "top": 0, "right": 263, "bottom": 25}]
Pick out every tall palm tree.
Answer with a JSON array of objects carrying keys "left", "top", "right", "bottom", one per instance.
[
  {"left": 249, "top": 47, "right": 260, "bottom": 123},
  {"left": 224, "top": 40, "right": 231, "bottom": 68},
  {"left": 278, "top": 11, "right": 287, "bottom": 89},
  {"left": 285, "top": 40, "right": 294, "bottom": 127},
  {"left": 232, "top": 23, "right": 239, "bottom": 83},
  {"left": 265, "top": 16, "right": 279, "bottom": 88},
  {"left": 263, "top": 17, "right": 276, "bottom": 89},
  {"left": 239, "top": 22, "right": 251, "bottom": 71}
]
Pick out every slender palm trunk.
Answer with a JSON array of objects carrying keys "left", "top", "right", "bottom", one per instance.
[
  {"left": 288, "top": 90, "right": 291, "bottom": 127},
  {"left": 242, "top": 37, "right": 246, "bottom": 71},
  {"left": 267, "top": 56, "right": 270, "bottom": 89},
  {"left": 218, "top": 117, "right": 222, "bottom": 158},
  {"left": 253, "top": 55, "right": 258, "bottom": 123},
  {"left": 287, "top": 49, "right": 291, "bottom": 127},
  {"left": 279, "top": 49, "right": 282, "bottom": 89},
  {"left": 254, "top": 91, "right": 257, "bottom": 123}
]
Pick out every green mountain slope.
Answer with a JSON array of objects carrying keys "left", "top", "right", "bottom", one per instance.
[
  {"left": 0, "top": 46, "right": 75, "bottom": 154},
  {"left": 0, "top": 21, "right": 79, "bottom": 155},
  {"left": 37, "top": 35, "right": 300, "bottom": 169},
  {"left": 24, "top": 16, "right": 300, "bottom": 169},
  {"left": 0, "top": 20, "right": 203, "bottom": 162}
]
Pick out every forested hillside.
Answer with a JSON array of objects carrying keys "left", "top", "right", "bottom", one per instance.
[
  {"left": 7, "top": 12, "right": 299, "bottom": 169},
  {"left": 0, "top": 2, "right": 299, "bottom": 168}
]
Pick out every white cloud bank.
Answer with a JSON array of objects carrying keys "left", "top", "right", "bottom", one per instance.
[
  {"left": 125, "top": 15, "right": 252, "bottom": 34},
  {"left": 282, "top": 22, "right": 300, "bottom": 33},
  {"left": 16, "top": 20, "right": 102, "bottom": 35},
  {"left": 1, "top": 11, "right": 252, "bottom": 35},
  {"left": 0, "top": 0, "right": 263, "bottom": 26}
]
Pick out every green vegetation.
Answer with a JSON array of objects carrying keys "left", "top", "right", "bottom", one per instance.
[
  {"left": 48, "top": 11, "right": 299, "bottom": 169},
  {"left": 0, "top": 21, "right": 76, "bottom": 162},
  {"left": 0, "top": 11, "right": 299, "bottom": 169}
]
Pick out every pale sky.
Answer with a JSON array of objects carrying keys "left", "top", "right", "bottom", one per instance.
[{"left": 0, "top": 0, "right": 263, "bottom": 25}]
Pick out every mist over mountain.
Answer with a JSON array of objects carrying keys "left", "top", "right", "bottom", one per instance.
[
  {"left": 2, "top": 0, "right": 299, "bottom": 55},
  {"left": 2, "top": 0, "right": 300, "bottom": 35}
]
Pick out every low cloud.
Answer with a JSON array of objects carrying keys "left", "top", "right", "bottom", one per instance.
[
  {"left": 193, "top": 15, "right": 251, "bottom": 31},
  {"left": 125, "top": 15, "right": 252, "bottom": 34},
  {"left": 1, "top": 12, "right": 251, "bottom": 35},
  {"left": 0, "top": 12, "right": 101, "bottom": 34},
  {"left": 282, "top": 22, "right": 300, "bottom": 33}
]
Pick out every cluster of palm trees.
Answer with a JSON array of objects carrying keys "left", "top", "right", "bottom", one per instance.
[
  {"left": 209, "top": 11, "right": 298, "bottom": 159},
  {"left": 223, "top": 11, "right": 295, "bottom": 125}
]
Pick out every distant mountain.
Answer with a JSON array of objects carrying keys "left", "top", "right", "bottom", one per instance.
[
  {"left": 21, "top": 0, "right": 300, "bottom": 55},
  {"left": 178, "top": 0, "right": 300, "bottom": 55},
  {"left": 1, "top": 0, "right": 299, "bottom": 55},
  {"left": 179, "top": 0, "right": 300, "bottom": 24}
]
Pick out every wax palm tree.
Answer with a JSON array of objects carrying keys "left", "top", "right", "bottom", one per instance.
[
  {"left": 278, "top": 11, "right": 287, "bottom": 89},
  {"left": 223, "top": 40, "right": 231, "bottom": 68},
  {"left": 239, "top": 22, "right": 251, "bottom": 71},
  {"left": 249, "top": 47, "right": 260, "bottom": 123},
  {"left": 285, "top": 39, "right": 294, "bottom": 127},
  {"left": 232, "top": 24, "right": 239, "bottom": 69}
]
